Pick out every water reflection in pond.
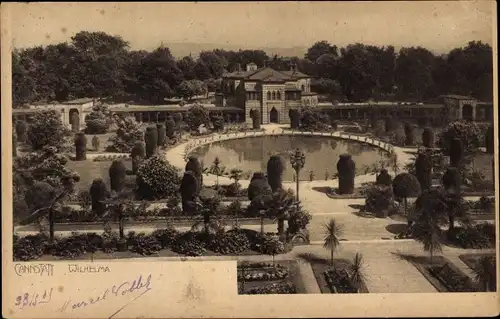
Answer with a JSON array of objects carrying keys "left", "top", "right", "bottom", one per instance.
[{"left": 189, "top": 135, "right": 389, "bottom": 181}]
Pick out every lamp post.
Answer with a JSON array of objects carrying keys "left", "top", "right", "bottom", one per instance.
[{"left": 289, "top": 148, "right": 305, "bottom": 203}]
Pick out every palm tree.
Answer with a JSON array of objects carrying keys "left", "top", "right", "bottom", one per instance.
[
  {"left": 472, "top": 256, "right": 496, "bottom": 292},
  {"left": 264, "top": 189, "right": 296, "bottom": 235},
  {"left": 413, "top": 220, "right": 442, "bottom": 263},
  {"left": 323, "top": 218, "right": 344, "bottom": 266},
  {"left": 349, "top": 253, "right": 366, "bottom": 293}
]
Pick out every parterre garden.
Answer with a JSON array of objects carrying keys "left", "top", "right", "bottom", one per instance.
[{"left": 12, "top": 102, "right": 497, "bottom": 294}]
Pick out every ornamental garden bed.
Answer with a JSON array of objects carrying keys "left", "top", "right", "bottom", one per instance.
[
  {"left": 66, "top": 159, "right": 135, "bottom": 192},
  {"left": 237, "top": 260, "right": 307, "bottom": 294},
  {"left": 443, "top": 223, "right": 495, "bottom": 249},
  {"left": 13, "top": 228, "right": 292, "bottom": 261},
  {"left": 324, "top": 186, "right": 371, "bottom": 199},
  {"left": 309, "top": 258, "right": 369, "bottom": 294},
  {"left": 459, "top": 253, "right": 496, "bottom": 271},
  {"left": 406, "top": 256, "right": 476, "bottom": 292}
]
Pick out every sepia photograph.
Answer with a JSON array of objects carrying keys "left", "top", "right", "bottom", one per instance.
[{"left": 2, "top": 1, "right": 498, "bottom": 318}]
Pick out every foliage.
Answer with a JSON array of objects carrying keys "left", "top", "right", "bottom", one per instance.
[
  {"left": 136, "top": 155, "right": 181, "bottom": 200},
  {"left": 206, "top": 230, "right": 251, "bottom": 254},
  {"left": 266, "top": 155, "right": 285, "bottom": 192},
  {"left": 287, "top": 204, "right": 312, "bottom": 234},
  {"left": 484, "top": 125, "right": 494, "bottom": 154},
  {"left": 13, "top": 233, "right": 48, "bottom": 261},
  {"left": 248, "top": 173, "right": 272, "bottom": 201},
  {"left": 108, "top": 160, "right": 127, "bottom": 192},
  {"left": 185, "top": 104, "right": 210, "bottom": 131},
  {"left": 165, "top": 117, "right": 176, "bottom": 138},
  {"left": 129, "top": 234, "right": 162, "bottom": 256},
  {"left": 15, "top": 120, "right": 29, "bottom": 143},
  {"left": 144, "top": 126, "right": 158, "bottom": 158},
  {"left": 392, "top": 173, "right": 421, "bottom": 200},
  {"left": 211, "top": 114, "right": 225, "bottom": 132},
  {"left": 323, "top": 218, "right": 344, "bottom": 265},
  {"left": 176, "top": 79, "right": 206, "bottom": 99},
  {"left": 300, "top": 109, "right": 330, "bottom": 131},
  {"left": 442, "top": 167, "right": 461, "bottom": 191},
  {"left": 130, "top": 141, "right": 146, "bottom": 174},
  {"left": 422, "top": 128, "right": 435, "bottom": 148},
  {"left": 336, "top": 154, "right": 356, "bottom": 194},
  {"left": 171, "top": 232, "right": 207, "bottom": 256},
  {"left": 27, "top": 110, "right": 68, "bottom": 151},
  {"left": 180, "top": 171, "right": 199, "bottom": 213},
  {"left": 74, "top": 132, "right": 87, "bottom": 161},
  {"left": 89, "top": 178, "right": 109, "bottom": 216},
  {"left": 289, "top": 109, "right": 300, "bottom": 129},
  {"left": 365, "top": 185, "right": 394, "bottom": 217},
  {"left": 259, "top": 235, "right": 285, "bottom": 256},
  {"left": 84, "top": 103, "right": 112, "bottom": 134},
  {"left": 438, "top": 121, "right": 481, "bottom": 156},
  {"left": 249, "top": 109, "right": 261, "bottom": 129},
  {"left": 152, "top": 227, "right": 180, "bottom": 248},
  {"left": 472, "top": 256, "right": 497, "bottom": 292},
  {"left": 428, "top": 263, "right": 475, "bottom": 292},
  {"left": 156, "top": 123, "right": 166, "bottom": 146},
  {"left": 404, "top": 122, "right": 415, "bottom": 146},
  {"left": 91, "top": 135, "right": 100, "bottom": 151},
  {"left": 415, "top": 153, "right": 432, "bottom": 190},
  {"left": 108, "top": 115, "right": 143, "bottom": 153},
  {"left": 375, "top": 169, "right": 393, "bottom": 186},
  {"left": 449, "top": 138, "right": 464, "bottom": 167},
  {"left": 185, "top": 156, "right": 203, "bottom": 190}
]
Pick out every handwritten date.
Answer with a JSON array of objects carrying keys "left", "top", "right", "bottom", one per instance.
[{"left": 14, "top": 288, "right": 54, "bottom": 309}]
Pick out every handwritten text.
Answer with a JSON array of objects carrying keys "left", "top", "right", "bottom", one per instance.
[{"left": 14, "top": 288, "right": 54, "bottom": 310}]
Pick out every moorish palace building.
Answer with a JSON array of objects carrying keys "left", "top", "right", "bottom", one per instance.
[{"left": 216, "top": 63, "right": 318, "bottom": 125}]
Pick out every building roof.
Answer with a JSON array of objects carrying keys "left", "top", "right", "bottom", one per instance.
[
  {"left": 440, "top": 94, "right": 477, "bottom": 100},
  {"left": 223, "top": 66, "right": 311, "bottom": 81}
]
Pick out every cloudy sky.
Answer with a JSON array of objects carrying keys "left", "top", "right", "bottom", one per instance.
[{"left": 9, "top": 1, "right": 495, "bottom": 53}]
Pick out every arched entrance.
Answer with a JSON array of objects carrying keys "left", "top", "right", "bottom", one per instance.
[
  {"left": 270, "top": 107, "right": 279, "bottom": 123},
  {"left": 462, "top": 104, "right": 473, "bottom": 121},
  {"left": 69, "top": 108, "right": 80, "bottom": 132}
]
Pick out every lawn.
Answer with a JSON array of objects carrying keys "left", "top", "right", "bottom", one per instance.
[
  {"left": 66, "top": 158, "right": 134, "bottom": 192},
  {"left": 405, "top": 255, "right": 476, "bottom": 292},
  {"left": 237, "top": 260, "right": 307, "bottom": 294}
]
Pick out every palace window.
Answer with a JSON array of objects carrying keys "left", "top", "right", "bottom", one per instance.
[
  {"left": 272, "top": 91, "right": 276, "bottom": 100},
  {"left": 267, "top": 91, "right": 272, "bottom": 100},
  {"left": 277, "top": 91, "right": 281, "bottom": 100}
]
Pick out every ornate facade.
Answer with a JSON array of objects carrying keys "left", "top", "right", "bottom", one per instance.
[{"left": 216, "top": 63, "right": 318, "bottom": 124}]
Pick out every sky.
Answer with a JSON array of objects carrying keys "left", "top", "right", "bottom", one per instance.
[{"left": 8, "top": 1, "right": 495, "bottom": 54}]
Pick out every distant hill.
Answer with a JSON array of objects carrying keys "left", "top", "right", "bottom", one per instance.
[{"left": 162, "top": 42, "right": 308, "bottom": 59}]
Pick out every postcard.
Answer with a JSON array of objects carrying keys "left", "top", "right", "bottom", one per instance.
[{"left": 2, "top": 1, "right": 498, "bottom": 318}]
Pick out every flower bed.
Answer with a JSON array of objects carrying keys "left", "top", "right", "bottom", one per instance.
[
  {"left": 237, "top": 268, "right": 289, "bottom": 282},
  {"left": 242, "top": 282, "right": 296, "bottom": 294},
  {"left": 309, "top": 258, "right": 369, "bottom": 294},
  {"left": 324, "top": 268, "right": 358, "bottom": 293},
  {"left": 445, "top": 223, "right": 495, "bottom": 249},
  {"left": 92, "top": 154, "right": 131, "bottom": 162},
  {"left": 427, "top": 263, "right": 475, "bottom": 292}
]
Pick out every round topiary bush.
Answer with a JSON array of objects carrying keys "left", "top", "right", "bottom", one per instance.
[
  {"left": 365, "top": 185, "right": 394, "bottom": 218},
  {"left": 89, "top": 178, "right": 109, "bottom": 216},
  {"left": 392, "top": 173, "right": 421, "bottom": 216},
  {"left": 145, "top": 126, "right": 158, "bottom": 158},
  {"left": 415, "top": 152, "right": 432, "bottom": 190},
  {"left": 109, "top": 160, "right": 127, "bottom": 192},
  {"left": 248, "top": 173, "right": 272, "bottom": 202},
  {"left": 266, "top": 155, "right": 285, "bottom": 192},
  {"left": 74, "top": 132, "right": 87, "bottom": 161},
  {"left": 422, "top": 127, "right": 435, "bottom": 148},
  {"left": 130, "top": 141, "right": 146, "bottom": 174},
  {"left": 156, "top": 123, "right": 166, "bottom": 147},
  {"left": 180, "top": 171, "right": 199, "bottom": 213},
  {"left": 185, "top": 156, "right": 203, "bottom": 190},
  {"left": 136, "top": 155, "right": 181, "bottom": 200},
  {"left": 375, "top": 169, "right": 393, "bottom": 186},
  {"left": 336, "top": 154, "right": 356, "bottom": 194}
]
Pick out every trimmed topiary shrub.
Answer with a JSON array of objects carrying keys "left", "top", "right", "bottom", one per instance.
[
  {"left": 91, "top": 135, "right": 100, "bottom": 151},
  {"left": 109, "top": 160, "right": 127, "bottom": 192},
  {"left": 336, "top": 154, "right": 356, "bottom": 194},
  {"left": 266, "top": 155, "right": 285, "bottom": 192},
  {"left": 185, "top": 156, "right": 203, "bottom": 190},
  {"left": 144, "top": 126, "right": 158, "bottom": 158},
  {"left": 248, "top": 172, "right": 272, "bottom": 201},
  {"left": 404, "top": 123, "right": 415, "bottom": 146},
  {"left": 136, "top": 155, "right": 181, "bottom": 200},
  {"left": 130, "top": 141, "right": 146, "bottom": 174},
  {"left": 415, "top": 152, "right": 432, "bottom": 190},
  {"left": 28, "top": 110, "right": 67, "bottom": 151},
  {"left": 392, "top": 172, "right": 421, "bottom": 217},
  {"left": 422, "top": 128, "right": 435, "bottom": 148},
  {"left": 165, "top": 118, "right": 176, "bottom": 139},
  {"left": 365, "top": 185, "right": 394, "bottom": 218},
  {"left": 385, "top": 117, "right": 395, "bottom": 132},
  {"left": 211, "top": 115, "right": 225, "bottom": 131},
  {"left": 89, "top": 178, "right": 109, "bottom": 216},
  {"left": 485, "top": 125, "right": 494, "bottom": 154},
  {"left": 442, "top": 167, "right": 461, "bottom": 192},
  {"left": 185, "top": 104, "right": 211, "bottom": 131},
  {"left": 74, "top": 132, "right": 87, "bottom": 161},
  {"left": 15, "top": 120, "right": 28, "bottom": 143},
  {"left": 180, "top": 171, "right": 199, "bottom": 213},
  {"left": 289, "top": 109, "right": 300, "bottom": 129},
  {"left": 376, "top": 169, "right": 393, "bottom": 186},
  {"left": 156, "top": 123, "right": 166, "bottom": 147},
  {"left": 250, "top": 109, "right": 261, "bottom": 129},
  {"left": 84, "top": 104, "right": 111, "bottom": 134},
  {"left": 449, "top": 138, "right": 464, "bottom": 167}
]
